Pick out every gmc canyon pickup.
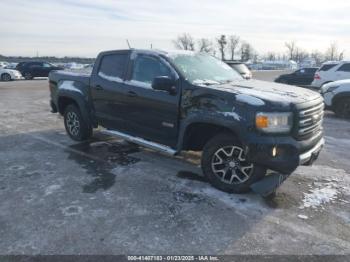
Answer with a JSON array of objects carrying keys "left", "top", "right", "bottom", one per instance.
[{"left": 49, "top": 49, "right": 325, "bottom": 194}]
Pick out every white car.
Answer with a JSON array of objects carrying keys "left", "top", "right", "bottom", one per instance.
[
  {"left": 0, "top": 68, "right": 22, "bottom": 81},
  {"left": 312, "top": 61, "right": 350, "bottom": 89},
  {"left": 321, "top": 79, "right": 350, "bottom": 118}
]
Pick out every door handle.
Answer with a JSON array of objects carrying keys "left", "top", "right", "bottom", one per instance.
[
  {"left": 127, "top": 91, "right": 137, "bottom": 97},
  {"left": 95, "top": 85, "right": 104, "bottom": 90}
]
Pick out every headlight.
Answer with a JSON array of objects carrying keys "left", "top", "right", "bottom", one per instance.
[{"left": 256, "top": 112, "right": 293, "bottom": 133}]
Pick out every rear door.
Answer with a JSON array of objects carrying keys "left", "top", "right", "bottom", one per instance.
[
  {"left": 90, "top": 51, "right": 130, "bottom": 131},
  {"left": 335, "top": 63, "right": 350, "bottom": 81},
  {"left": 123, "top": 53, "right": 181, "bottom": 148}
]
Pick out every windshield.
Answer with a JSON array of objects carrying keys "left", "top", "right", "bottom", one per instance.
[{"left": 168, "top": 53, "right": 243, "bottom": 85}]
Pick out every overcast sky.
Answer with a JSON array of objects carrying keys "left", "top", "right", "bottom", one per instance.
[{"left": 1, "top": 0, "right": 349, "bottom": 58}]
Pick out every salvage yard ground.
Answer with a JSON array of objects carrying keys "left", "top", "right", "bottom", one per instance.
[{"left": 0, "top": 74, "right": 349, "bottom": 254}]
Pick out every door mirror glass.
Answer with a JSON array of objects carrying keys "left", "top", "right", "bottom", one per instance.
[{"left": 152, "top": 76, "right": 176, "bottom": 94}]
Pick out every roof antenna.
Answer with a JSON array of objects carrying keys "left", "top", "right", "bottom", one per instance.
[{"left": 126, "top": 39, "right": 131, "bottom": 49}]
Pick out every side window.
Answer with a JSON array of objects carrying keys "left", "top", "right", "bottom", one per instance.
[
  {"left": 131, "top": 56, "right": 171, "bottom": 85},
  {"left": 319, "top": 64, "right": 337, "bottom": 71},
  {"left": 43, "top": 63, "right": 51, "bottom": 68},
  {"left": 337, "top": 63, "right": 350, "bottom": 72},
  {"left": 98, "top": 53, "right": 128, "bottom": 82}
]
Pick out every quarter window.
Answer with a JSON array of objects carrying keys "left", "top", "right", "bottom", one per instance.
[
  {"left": 337, "top": 63, "right": 350, "bottom": 72},
  {"left": 98, "top": 53, "right": 128, "bottom": 81},
  {"left": 131, "top": 56, "right": 171, "bottom": 84}
]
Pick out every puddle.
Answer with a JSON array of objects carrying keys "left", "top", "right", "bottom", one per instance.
[
  {"left": 177, "top": 171, "right": 208, "bottom": 183},
  {"left": 67, "top": 140, "right": 140, "bottom": 193}
]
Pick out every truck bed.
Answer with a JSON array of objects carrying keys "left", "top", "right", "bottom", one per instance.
[{"left": 49, "top": 70, "right": 91, "bottom": 86}]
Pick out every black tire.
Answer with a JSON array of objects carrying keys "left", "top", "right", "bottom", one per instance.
[
  {"left": 63, "top": 104, "right": 92, "bottom": 141},
  {"left": 201, "top": 133, "right": 266, "bottom": 193},
  {"left": 334, "top": 98, "right": 350, "bottom": 119},
  {"left": 24, "top": 72, "right": 33, "bottom": 80},
  {"left": 1, "top": 73, "right": 11, "bottom": 82}
]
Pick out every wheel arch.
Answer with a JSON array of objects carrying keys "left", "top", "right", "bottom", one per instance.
[{"left": 180, "top": 121, "right": 240, "bottom": 151}]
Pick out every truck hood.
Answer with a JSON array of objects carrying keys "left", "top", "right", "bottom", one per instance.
[{"left": 211, "top": 79, "right": 321, "bottom": 106}]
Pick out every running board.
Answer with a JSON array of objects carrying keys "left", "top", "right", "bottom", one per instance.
[{"left": 102, "top": 129, "right": 177, "bottom": 155}]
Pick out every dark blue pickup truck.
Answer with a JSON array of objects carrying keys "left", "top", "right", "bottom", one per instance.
[{"left": 49, "top": 49, "right": 324, "bottom": 194}]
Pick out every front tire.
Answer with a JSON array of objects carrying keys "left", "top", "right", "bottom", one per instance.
[
  {"left": 64, "top": 104, "right": 92, "bottom": 141},
  {"left": 1, "top": 73, "right": 11, "bottom": 82},
  {"left": 24, "top": 72, "right": 33, "bottom": 80},
  {"left": 334, "top": 98, "right": 350, "bottom": 119},
  {"left": 201, "top": 133, "right": 266, "bottom": 193}
]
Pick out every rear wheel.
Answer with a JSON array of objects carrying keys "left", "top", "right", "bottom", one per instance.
[
  {"left": 24, "top": 72, "right": 33, "bottom": 80},
  {"left": 201, "top": 133, "right": 266, "bottom": 193},
  {"left": 1, "top": 73, "right": 11, "bottom": 82},
  {"left": 334, "top": 98, "right": 350, "bottom": 119},
  {"left": 64, "top": 104, "right": 92, "bottom": 141}
]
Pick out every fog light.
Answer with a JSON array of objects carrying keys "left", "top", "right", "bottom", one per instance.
[{"left": 272, "top": 146, "right": 277, "bottom": 157}]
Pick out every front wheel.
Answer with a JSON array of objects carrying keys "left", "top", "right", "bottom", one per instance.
[
  {"left": 1, "top": 73, "right": 11, "bottom": 82},
  {"left": 64, "top": 104, "right": 92, "bottom": 141},
  {"left": 201, "top": 133, "right": 266, "bottom": 193},
  {"left": 334, "top": 98, "right": 350, "bottom": 119},
  {"left": 24, "top": 72, "right": 33, "bottom": 80}
]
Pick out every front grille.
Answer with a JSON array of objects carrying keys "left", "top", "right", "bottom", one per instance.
[{"left": 296, "top": 101, "right": 324, "bottom": 140}]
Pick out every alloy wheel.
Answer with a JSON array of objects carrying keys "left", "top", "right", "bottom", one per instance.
[
  {"left": 211, "top": 145, "right": 254, "bottom": 185},
  {"left": 66, "top": 111, "right": 80, "bottom": 136}
]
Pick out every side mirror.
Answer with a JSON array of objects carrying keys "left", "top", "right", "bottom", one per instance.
[{"left": 152, "top": 76, "right": 176, "bottom": 94}]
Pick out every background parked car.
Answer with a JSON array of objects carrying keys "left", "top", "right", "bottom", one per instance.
[
  {"left": 16, "top": 61, "right": 63, "bottom": 80},
  {"left": 0, "top": 61, "right": 9, "bottom": 68},
  {"left": 312, "top": 61, "right": 350, "bottom": 88},
  {"left": 321, "top": 79, "right": 350, "bottom": 118},
  {"left": 225, "top": 61, "right": 252, "bottom": 79},
  {"left": 0, "top": 68, "right": 22, "bottom": 81},
  {"left": 275, "top": 67, "right": 318, "bottom": 86}
]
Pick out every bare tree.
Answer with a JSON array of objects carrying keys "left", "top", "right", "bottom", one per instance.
[
  {"left": 198, "top": 38, "right": 213, "bottom": 53},
  {"left": 228, "top": 35, "right": 240, "bottom": 60},
  {"left": 285, "top": 40, "right": 297, "bottom": 60},
  {"left": 339, "top": 50, "right": 345, "bottom": 61},
  {"left": 240, "top": 41, "right": 254, "bottom": 62},
  {"left": 217, "top": 35, "right": 227, "bottom": 60},
  {"left": 310, "top": 50, "right": 324, "bottom": 66},
  {"left": 266, "top": 52, "right": 277, "bottom": 61},
  {"left": 325, "top": 42, "right": 338, "bottom": 61},
  {"left": 173, "top": 33, "right": 195, "bottom": 51}
]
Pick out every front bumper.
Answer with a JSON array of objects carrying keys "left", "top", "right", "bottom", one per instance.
[
  {"left": 299, "top": 138, "right": 324, "bottom": 165},
  {"left": 246, "top": 133, "right": 324, "bottom": 174}
]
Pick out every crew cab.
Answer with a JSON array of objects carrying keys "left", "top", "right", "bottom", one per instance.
[{"left": 49, "top": 49, "right": 325, "bottom": 194}]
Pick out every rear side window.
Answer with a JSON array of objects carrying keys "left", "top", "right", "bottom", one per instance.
[
  {"left": 319, "top": 64, "right": 337, "bottom": 71},
  {"left": 305, "top": 68, "right": 317, "bottom": 74},
  {"left": 98, "top": 53, "right": 128, "bottom": 81},
  {"left": 337, "top": 63, "right": 350, "bottom": 72}
]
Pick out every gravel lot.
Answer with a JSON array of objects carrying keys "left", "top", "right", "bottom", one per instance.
[{"left": 0, "top": 73, "right": 349, "bottom": 255}]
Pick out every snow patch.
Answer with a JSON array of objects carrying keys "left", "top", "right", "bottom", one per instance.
[
  {"left": 236, "top": 94, "right": 265, "bottom": 106},
  {"left": 98, "top": 72, "right": 123, "bottom": 83},
  {"left": 45, "top": 185, "right": 61, "bottom": 196},
  {"left": 59, "top": 81, "right": 83, "bottom": 94},
  {"left": 301, "top": 183, "right": 339, "bottom": 209},
  {"left": 221, "top": 111, "right": 241, "bottom": 121},
  {"left": 298, "top": 214, "right": 308, "bottom": 220}
]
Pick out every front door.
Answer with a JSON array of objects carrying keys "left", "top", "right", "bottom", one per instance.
[{"left": 123, "top": 54, "right": 180, "bottom": 148}]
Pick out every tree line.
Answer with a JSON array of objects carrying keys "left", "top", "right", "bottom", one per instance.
[{"left": 173, "top": 33, "right": 345, "bottom": 65}]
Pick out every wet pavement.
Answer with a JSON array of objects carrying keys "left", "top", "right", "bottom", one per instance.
[{"left": 0, "top": 78, "right": 349, "bottom": 255}]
